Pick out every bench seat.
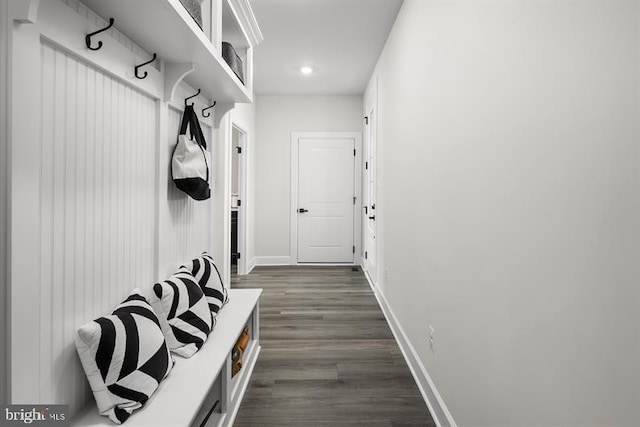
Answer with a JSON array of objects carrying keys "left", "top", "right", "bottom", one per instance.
[{"left": 72, "top": 288, "right": 262, "bottom": 427}]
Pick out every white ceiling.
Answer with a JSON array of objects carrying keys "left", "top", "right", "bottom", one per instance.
[{"left": 248, "top": 0, "right": 403, "bottom": 95}]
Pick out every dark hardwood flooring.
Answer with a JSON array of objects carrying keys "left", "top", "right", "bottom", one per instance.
[{"left": 231, "top": 266, "right": 435, "bottom": 427}]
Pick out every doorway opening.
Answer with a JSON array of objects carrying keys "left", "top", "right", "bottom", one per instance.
[{"left": 231, "top": 124, "right": 247, "bottom": 276}]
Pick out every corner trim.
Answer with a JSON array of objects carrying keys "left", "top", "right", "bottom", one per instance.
[
  {"left": 364, "top": 274, "right": 457, "bottom": 427},
  {"left": 228, "top": 0, "right": 263, "bottom": 47},
  {"left": 9, "top": 0, "right": 40, "bottom": 24}
]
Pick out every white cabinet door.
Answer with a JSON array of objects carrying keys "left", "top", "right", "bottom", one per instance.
[{"left": 297, "top": 136, "right": 355, "bottom": 263}]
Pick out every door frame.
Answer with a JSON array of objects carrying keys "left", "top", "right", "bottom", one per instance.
[
  {"left": 290, "top": 132, "right": 362, "bottom": 265},
  {"left": 362, "top": 76, "right": 378, "bottom": 285},
  {"left": 231, "top": 123, "right": 248, "bottom": 275}
]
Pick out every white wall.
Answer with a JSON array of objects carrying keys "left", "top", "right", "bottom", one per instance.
[
  {"left": 160, "top": 102, "right": 215, "bottom": 278},
  {"left": 370, "top": 1, "right": 640, "bottom": 426},
  {"left": 231, "top": 102, "right": 257, "bottom": 272},
  {"left": 254, "top": 96, "right": 363, "bottom": 262}
]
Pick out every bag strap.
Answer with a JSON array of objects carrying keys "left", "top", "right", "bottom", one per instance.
[
  {"left": 188, "top": 106, "right": 207, "bottom": 150},
  {"left": 193, "top": 112, "right": 210, "bottom": 182},
  {"left": 179, "top": 105, "right": 207, "bottom": 149},
  {"left": 178, "top": 104, "right": 210, "bottom": 182},
  {"left": 180, "top": 105, "right": 208, "bottom": 150},
  {"left": 179, "top": 104, "right": 194, "bottom": 136}
]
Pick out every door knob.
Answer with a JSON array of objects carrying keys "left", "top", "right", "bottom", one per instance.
[{"left": 298, "top": 208, "right": 308, "bottom": 213}]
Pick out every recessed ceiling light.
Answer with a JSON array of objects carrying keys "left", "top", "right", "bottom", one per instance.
[{"left": 300, "top": 66, "right": 313, "bottom": 75}]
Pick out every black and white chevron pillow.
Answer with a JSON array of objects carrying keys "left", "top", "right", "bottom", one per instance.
[
  {"left": 151, "top": 270, "right": 213, "bottom": 358},
  {"left": 75, "top": 289, "right": 173, "bottom": 424},
  {"left": 181, "top": 252, "right": 229, "bottom": 314}
]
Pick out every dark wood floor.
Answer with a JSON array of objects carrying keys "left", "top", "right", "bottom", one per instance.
[{"left": 231, "top": 266, "right": 435, "bottom": 427}]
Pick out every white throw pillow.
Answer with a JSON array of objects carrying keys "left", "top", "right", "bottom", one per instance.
[
  {"left": 150, "top": 270, "right": 213, "bottom": 358},
  {"left": 181, "top": 252, "right": 229, "bottom": 314},
  {"left": 75, "top": 289, "right": 173, "bottom": 424}
]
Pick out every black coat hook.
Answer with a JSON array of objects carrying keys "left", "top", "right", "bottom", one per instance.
[
  {"left": 86, "top": 18, "right": 115, "bottom": 51},
  {"left": 185, "top": 89, "right": 201, "bottom": 107},
  {"left": 134, "top": 53, "right": 157, "bottom": 79},
  {"left": 202, "top": 101, "right": 216, "bottom": 118}
]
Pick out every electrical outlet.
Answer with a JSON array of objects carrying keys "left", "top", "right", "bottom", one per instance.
[{"left": 428, "top": 325, "right": 435, "bottom": 353}]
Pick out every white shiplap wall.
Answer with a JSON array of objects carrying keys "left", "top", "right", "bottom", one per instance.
[
  {"left": 163, "top": 106, "right": 214, "bottom": 274},
  {"left": 0, "top": 0, "right": 9, "bottom": 406},
  {"left": 6, "top": 0, "right": 225, "bottom": 418},
  {"left": 38, "top": 40, "right": 158, "bottom": 414}
]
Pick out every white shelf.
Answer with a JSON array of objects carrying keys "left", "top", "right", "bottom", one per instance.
[{"left": 80, "top": 0, "right": 252, "bottom": 103}]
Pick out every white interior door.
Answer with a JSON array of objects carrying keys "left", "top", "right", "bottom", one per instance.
[
  {"left": 297, "top": 136, "right": 355, "bottom": 263},
  {"left": 363, "top": 109, "right": 377, "bottom": 282}
]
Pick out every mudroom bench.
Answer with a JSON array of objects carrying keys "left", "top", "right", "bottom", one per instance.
[{"left": 72, "top": 288, "right": 262, "bottom": 427}]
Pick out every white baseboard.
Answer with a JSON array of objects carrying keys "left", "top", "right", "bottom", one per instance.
[
  {"left": 362, "top": 265, "right": 375, "bottom": 292},
  {"left": 364, "top": 274, "right": 456, "bottom": 427},
  {"left": 246, "top": 257, "right": 257, "bottom": 274},
  {"left": 253, "top": 257, "right": 362, "bottom": 268},
  {"left": 254, "top": 256, "right": 293, "bottom": 266},
  {"left": 296, "top": 262, "right": 358, "bottom": 266}
]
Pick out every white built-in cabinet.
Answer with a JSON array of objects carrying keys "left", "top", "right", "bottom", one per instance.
[
  {"left": 79, "top": 0, "right": 262, "bottom": 122},
  {"left": 0, "top": 0, "right": 262, "bottom": 423}
]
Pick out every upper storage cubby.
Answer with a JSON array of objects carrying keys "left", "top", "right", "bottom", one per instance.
[
  {"left": 220, "top": 0, "right": 252, "bottom": 93},
  {"left": 80, "top": 0, "right": 262, "bottom": 104}
]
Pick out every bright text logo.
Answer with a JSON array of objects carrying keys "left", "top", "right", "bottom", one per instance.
[{"left": 1, "top": 405, "right": 68, "bottom": 426}]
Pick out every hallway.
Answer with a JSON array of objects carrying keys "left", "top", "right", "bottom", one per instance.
[{"left": 231, "top": 266, "right": 434, "bottom": 426}]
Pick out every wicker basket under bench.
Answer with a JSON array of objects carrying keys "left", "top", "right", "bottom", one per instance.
[{"left": 71, "top": 288, "right": 262, "bottom": 427}]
